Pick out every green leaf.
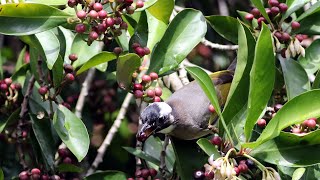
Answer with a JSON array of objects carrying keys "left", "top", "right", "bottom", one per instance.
[
  {"left": 296, "top": 1, "right": 320, "bottom": 21},
  {"left": 282, "top": 0, "right": 311, "bottom": 20},
  {"left": 115, "top": 29, "right": 130, "bottom": 51},
  {"left": 84, "top": 170, "right": 126, "bottom": 180},
  {"left": 280, "top": 59, "right": 310, "bottom": 100},
  {"left": 25, "top": 0, "right": 67, "bottom": 5},
  {"left": 299, "top": 39, "right": 320, "bottom": 75},
  {"left": 244, "top": 89, "right": 320, "bottom": 148},
  {"left": 292, "top": 168, "right": 306, "bottom": 180},
  {"left": 57, "top": 164, "right": 83, "bottom": 173},
  {"left": 116, "top": 53, "right": 141, "bottom": 90},
  {"left": 29, "top": 47, "right": 41, "bottom": 82},
  {"left": 135, "top": 0, "right": 157, "bottom": 11},
  {"left": 77, "top": 52, "right": 117, "bottom": 75},
  {"left": 30, "top": 115, "right": 55, "bottom": 172},
  {"left": 295, "top": 11, "right": 320, "bottom": 35},
  {"left": 250, "top": 0, "right": 272, "bottom": 24},
  {"left": 0, "top": 108, "right": 20, "bottom": 133},
  {"left": 196, "top": 138, "right": 221, "bottom": 158},
  {"left": 52, "top": 56, "right": 64, "bottom": 89},
  {"left": 0, "top": 3, "right": 72, "bottom": 35},
  {"left": 129, "top": 11, "right": 148, "bottom": 51},
  {"left": 123, "top": 147, "right": 160, "bottom": 165},
  {"left": 71, "top": 34, "right": 101, "bottom": 68},
  {"left": 148, "top": 9, "right": 207, "bottom": 75},
  {"left": 147, "top": 0, "right": 173, "bottom": 24},
  {"left": 0, "top": 168, "right": 3, "bottom": 180},
  {"left": 205, "top": 16, "right": 239, "bottom": 44},
  {"left": 58, "top": 26, "right": 75, "bottom": 64},
  {"left": 53, "top": 105, "right": 89, "bottom": 162},
  {"left": 15, "top": 46, "right": 27, "bottom": 72},
  {"left": 313, "top": 70, "right": 320, "bottom": 89},
  {"left": 244, "top": 23, "right": 275, "bottom": 140},
  {"left": 11, "top": 63, "right": 30, "bottom": 86}
]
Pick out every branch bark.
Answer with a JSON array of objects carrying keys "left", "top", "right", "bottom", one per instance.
[{"left": 201, "top": 38, "right": 238, "bottom": 50}]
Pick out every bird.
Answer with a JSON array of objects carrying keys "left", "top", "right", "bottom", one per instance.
[{"left": 137, "top": 70, "right": 234, "bottom": 141}]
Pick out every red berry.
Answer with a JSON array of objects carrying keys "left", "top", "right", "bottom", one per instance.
[
  {"left": 146, "top": 89, "right": 155, "bottom": 98},
  {"left": 41, "top": 175, "right": 50, "bottom": 180},
  {"left": 68, "top": 0, "right": 78, "bottom": 7},
  {"left": 141, "top": 75, "right": 151, "bottom": 83},
  {"left": 120, "top": 22, "right": 128, "bottom": 30},
  {"left": 136, "top": 0, "right": 144, "bottom": 8},
  {"left": 154, "top": 87, "right": 162, "bottom": 96},
  {"left": 31, "top": 168, "right": 41, "bottom": 175},
  {"left": 153, "top": 96, "right": 161, "bottom": 102},
  {"left": 105, "top": 17, "right": 115, "bottom": 27},
  {"left": 93, "top": 3, "right": 103, "bottom": 11},
  {"left": 75, "top": 24, "right": 86, "bottom": 33},
  {"left": 307, "top": 119, "right": 317, "bottom": 129},
  {"left": 133, "top": 83, "right": 143, "bottom": 90},
  {"left": 274, "top": 31, "right": 282, "bottom": 40},
  {"left": 19, "top": 171, "right": 29, "bottom": 180},
  {"left": 270, "top": 6, "right": 280, "bottom": 16},
  {"left": 69, "top": 54, "right": 78, "bottom": 61},
  {"left": 126, "top": 6, "right": 135, "bottom": 14},
  {"left": 238, "top": 163, "right": 248, "bottom": 173},
  {"left": 208, "top": 104, "right": 215, "bottom": 113},
  {"left": 281, "top": 32, "right": 291, "bottom": 43},
  {"left": 38, "top": 86, "right": 48, "bottom": 95},
  {"left": 89, "top": 10, "right": 98, "bottom": 19},
  {"left": 127, "top": 178, "right": 134, "bottom": 180},
  {"left": 291, "top": 21, "right": 300, "bottom": 30},
  {"left": 149, "top": 168, "right": 157, "bottom": 177},
  {"left": 0, "top": 83, "right": 7, "bottom": 91},
  {"left": 274, "top": 104, "right": 283, "bottom": 112},
  {"left": 245, "top": 13, "right": 254, "bottom": 21},
  {"left": 296, "top": 34, "right": 305, "bottom": 42},
  {"left": 65, "top": 73, "right": 75, "bottom": 82},
  {"left": 97, "top": 23, "right": 107, "bottom": 33},
  {"left": 135, "top": 170, "right": 142, "bottom": 177},
  {"left": 125, "top": 0, "right": 133, "bottom": 4},
  {"left": 257, "top": 119, "right": 267, "bottom": 128},
  {"left": 234, "top": 167, "right": 240, "bottom": 176},
  {"left": 279, "top": 3, "right": 288, "bottom": 13},
  {"left": 63, "top": 157, "right": 72, "bottom": 164},
  {"left": 22, "top": 131, "right": 28, "bottom": 138},
  {"left": 113, "top": 47, "right": 123, "bottom": 55},
  {"left": 205, "top": 171, "right": 214, "bottom": 178},
  {"left": 268, "top": 0, "right": 279, "bottom": 7},
  {"left": 132, "top": 43, "right": 140, "bottom": 49},
  {"left": 98, "top": 10, "right": 107, "bottom": 19},
  {"left": 210, "top": 136, "right": 222, "bottom": 146},
  {"left": 281, "top": 48, "right": 287, "bottom": 58},
  {"left": 265, "top": 8, "right": 271, "bottom": 15},
  {"left": 89, "top": 31, "right": 99, "bottom": 40},
  {"left": 135, "top": 47, "right": 145, "bottom": 57},
  {"left": 250, "top": 8, "right": 260, "bottom": 18},
  {"left": 144, "top": 47, "right": 150, "bottom": 55},
  {"left": 114, "top": 17, "right": 122, "bottom": 25},
  {"left": 58, "top": 148, "right": 69, "bottom": 158},
  {"left": 76, "top": 10, "right": 86, "bottom": 19},
  {"left": 141, "top": 169, "right": 150, "bottom": 178},
  {"left": 64, "top": 64, "right": 74, "bottom": 73},
  {"left": 149, "top": 72, "right": 158, "bottom": 80},
  {"left": 257, "top": 17, "right": 266, "bottom": 26},
  {"left": 134, "top": 90, "right": 143, "bottom": 98},
  {"left": 4, "top": 78, "right": 12, "bottom": 85}
]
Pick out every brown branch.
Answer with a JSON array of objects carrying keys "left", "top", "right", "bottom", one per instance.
[{"left": 201, "top": 38, "right": 238, "bottom": 50}]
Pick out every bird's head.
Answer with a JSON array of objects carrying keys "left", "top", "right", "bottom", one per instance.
[{"left": 137, "top": 102, "right": 175, "bottom": 141}]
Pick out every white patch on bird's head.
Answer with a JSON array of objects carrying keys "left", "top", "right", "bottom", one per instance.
[
  {"left": 153, "top": 102, "right": 172, "bottom": 118},
  {"left": 158, "top": 114, "right": 176, "bottom": 133}
]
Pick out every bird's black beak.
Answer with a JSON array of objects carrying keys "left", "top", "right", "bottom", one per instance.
[{"left": 137, "top": 123, "right": 156, "bottom": 142}]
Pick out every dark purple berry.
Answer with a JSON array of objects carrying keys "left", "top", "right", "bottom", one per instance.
[
  {"left": 268, "top": 0, "right": 279, "bottom": 7},
  {"left": 75, "top": 24, "right": 86, "bottom": 33},
  {"left": 279, "top": 3, "right": 288, "bottom": 13},
  {"left": 113, "top": 47, "right": 123, "bottom": 55},
  {"left": 257, "top": 119, "right": 267, "bottom": 128},
  {"left": 291, "top": 21, "right": 300, "bottom": 30},
  {"left": 245, "top": 13, "right": 254, "bottom": 21},
  {"left": 38, "top": 86, "right": 48, "bottom": 95},
  {"left": 93, "top": 3, "right": 103, "bottom": 11},
  {"left": 210, "top": 136, "right": 222, "bottom": 146},
  {"left": 69, "top": 54, "right": 78, "bottom": 61}
]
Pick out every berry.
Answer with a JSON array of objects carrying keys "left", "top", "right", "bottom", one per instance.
[
  {"left": 133, "top": 83, "right": 143, "bottom": 90},
  {"left": 246, "top": 159, "right": 255, "bottom": 168},
  {"left": 245, "top": 13, "right": 254, "bottom": 21},
  {"left": 209, "top": 104, "right": 215, "bottom": 113},
  {"left": 193, "top": 170, "right": 204, "bottom": 179},
  {"left": 113, "top": 47, "right": 123, "bottom": 55},
  {"left": 89, "top": 10, "right": 98, "bottom": 19},
  {"left": 38, "top": 86, "right": 48, "bottom": 95},
  {"left": 274, "top": 104, "right": 283, "bottom": 112},
  {"left": 65, "top": 73, "right": 75, "bottom": 82},
  {"left": 125, "top": 0, "right": 133, "bottom": 4},
  {"left": 257, "top": 119, "right": 267, "bottom": 128},
  {"left": 98, "top": 10, "right": 108, "bottom": 19},
  {"left": 137, "top": 132, "right": 148, "bottom": 141},
  {"left": 149, "top": 72, "right": 158, "bottom": 80},
  {"left": 68, "top": 0, "right": 77, "bottom": 7},
  {"left": 257, "top": 17, "right": 266, "bottom": 26},
  {"left": 76, "top": 10, "right": 86, "bottom": 20},
  {"left": 22, "top": 131, "right": 28, "bottom": 138},
  {"left": 134, "top": 90, "right": 143, "bottom": 98},
  {"left": 281, "top": 48, "right": 287, "bottom": 58},
  {"left": 149, "top": 168, "right": 157, "bottom": 177},
  {"left": 41, "top": 175, "right": 50, "bottom": 180},
  {"left": 127, "top": 178, "right": 134, "bottom": 180},
  {"left": 64, "top": 64, "right": 74, "bottom": 73},
  {"left": 135, "top": 170, "right": 142, "bottom": 177},
  {"left": 279, "top": 3, "right": 288, "bottom": 13},
  {"left": 141, "top": 169, "right": 150, "bottom": 178},
  {"left": 270, "top": 6, "right": 280, "bottom": 16},
  {"left": 120, "top": 22, "right": 128, "bottom": 30},
  {"left": 211, "top": 136, "right": 222, "bottom": 146},
  {"left": 141, "top": 75, "right": 151, "bottom": 83},
  {"left": 274, "top": 31, "right": 282, "bottom": 40},
  {"left": 265, "top": 8, "right": 271, "bottom": 15},
  {"left": 291, "top": 21, "right": 300, "bottom": 30},
  {"left": 154, "top": 87, "right": 162, "bottom": 96},
  {"left": 146, "top": 89, "right": 155, "bottom": 98},
  {"left": 97, "top": 23, "right": 107, "bottom": 33},
  {"left": 4, "top": 78, "right": 12, "bottom": 85},
  {"left": 132, "top": 43, "right": 140, "bottom": 49},
  {"left": 281, "top": 32, "right": 291, "bottom": 43},
  {"left": 292, "top": 127, "right": 301, "bottom": 133},
  {"left": 126, "top": 6, "right": 135, "bottom": 14},
  {"left": 114, "top": 17, "right": 122, "bottom": 25},
  {"left": 31, "top": 168, "right": 41, "bottom": 175},
  {"left": 306, "top": 119, "right": 317, "bottom": 129},
  {"left": 144, "top": 47, "right": 150, "bottom": 55},
  {"left": 93, "top": 3, "right": 103, "bottom": 11},
  {"left": 268, "top": 0, "right": 279, "bottom": 7},
  {"left": 296, "top": 34, "right": 305, "bottom": 42},
  {"left": 234, "top": 167, "right": 240, "bottom": 175},
  {"left": 250, "top": 8, "right": 260, "bottom": 18},
  {"left": 69, "top": 54, "right": 78, "bottom": 61},
  {"left": 238, "top": 163, "right": 248, "bottom": 173},
  {"left": 205, "top": 171, "right": 214, "bottom": 179},
  {"left": 58, "top": 148, "right": 69, "bottom": 158},
  {"left": 135, "top": 47, "right": 145, "bottom": 57},
  {"left": 105, "top": 17, "right": 115, "bottom": 27},
  {"left": 63, "top": 157, "right": 72, "bottom": 164},
  {"left": 75, "top": 24, "right": 86, "bottom": 33},
  {"left": 19, "top": 171, "right": 29, "bottom": 180},
  {"left": 136, "top": 0, "right": 144, "bottom": 8},
  {"left": 89, "top": 31, "right": 99, "bottom": 40},
  {"left": 153, "top": 96, "right": 161, "bottom": 102}
]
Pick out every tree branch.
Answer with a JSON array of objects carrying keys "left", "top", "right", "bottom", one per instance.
[{"left": 201, "top": 38, "right": 238, "bottom": 50}]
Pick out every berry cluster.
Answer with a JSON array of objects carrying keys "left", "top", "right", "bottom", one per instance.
[
  {"left": 0, "top": 78, "right": 21, "bottom": 107},
  {"left": 127, "top": 168, "right": 158, "bottom": 180},
  {"left": 132, "top": 43, "right": 150, "bottom": 57},
  {"left": 132, "top": 72, "right": 162, "bottom": 103},
  {"left": 256, "top": 103, "right": 283, "bottom": 128},
  {"left": 245, "top": 0, "right": 308, "bottom": 59},
  {"left": 70, "top": 0, "right": 144, "bottom": 48}
]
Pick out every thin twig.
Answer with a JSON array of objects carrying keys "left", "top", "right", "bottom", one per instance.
[
  {"left": 182, "top": 59, "right": 212, "bottom": 74},
  {"left": 178, "top": 60, "right": 190, "bottom": 86},
  {"left": 86, "top": 93, "right": 134, "bottom": 175},
  {"left": 201, "top": 38, "right": 238, "bottom": 50},
  {"left": 217, "top": 0, "right": 229, "bottom": 16}
]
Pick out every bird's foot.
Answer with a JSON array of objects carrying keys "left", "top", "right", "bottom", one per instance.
[{"left": 208, "top": 125, "right": 219, "bottom": 134}]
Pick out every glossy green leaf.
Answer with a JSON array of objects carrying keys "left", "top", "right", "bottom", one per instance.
[
  {"left": 71, "top": 34, "right": 101, "bottom": 68},
  {"left": 58, "top": 26, "right": 75, "bottom": 64},
  {"left": 244, "top": 23, "right": 275, "bottom": 140},
  {"left": 15, "top": 46, "right": 27, "bottom": 72},
  {"left": 196, "top": 138, "right": 221, "bottom": 158},
  {"left": 0, "top": 3, "right": 71, "bottom": 35},
  {"left": 299, "top": 40, "right": 320, "bottom": 75},
  {"left": 292, "top": 168, "right": 306, "bottom": 180},
  {"left": 244, "top": 90, "right": 320, "bottom": 148},
  {"left": 84, "top": 171, "right": 126, "bottom": 180},
  {"left": 147, "top": 0, "right": 173, "bottom": 24},
  {"left": 115, "top": 29, "right": 130, "bottom": 51},
  {"left": 280, "top": 59, "right": 310, "bottom": 100},
  {"left": 206, "top": 16, "right": 238, "bottom": 44},
  {"left": 148, "top": 9, "right": 207, "bottom": 75},
  {"left": 282, "top": 0, "right": 311, "bottom": 20},
  {"left": 57, "top": 164, "right": 83, "bottom": 173},
  {"left": 296, "top": 1, "right": 320, "bottom": 21},
  {"left": 29, "top": 47, "right": 41, "bottom": 82},
  {"left": 25, "top": 0, "right": 67, "bottom": 5},
  {"left": 129, "top": 11, "right": 148, "bottom": 51},
  {"left": 116, "top": 53, "right": 141, "bottom": 90},
  {"left": 0, "top": 108, "right": 20, "bottom": 133},
  {"left": 30, "top": 115, "right": 55, "bottom": 172},
  {"left": 313, "top": 70, "right": 320, "bottom": 89},
  {"left": 222, "top": 22, "right": 255, "bottom": 135},
  {"left": 135, "top": 0, "right": 157, "bottom": 11},
  {"left": 0, "top": 168, "right": 3, "bottom": 180},
  {"left": 123, "top": 147, "right": 160, "bottom": 165},
  {"left": 250, "top": 0, "right": 272, "bottom": 24},
  {"left": 52, "top": 56, "right": 64, "bottom": 89},
  {"left": 77, "top": 52, "right": 117, "bottom": 75},
  {"left": 53, "top": 105, "right": 89, "bottom": 162},
  {"left": 296, "top": 11, "right": 320, "bottom": 35},
  {"left": 11, "top": 63, "right": 30, "bottom": 86}
]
